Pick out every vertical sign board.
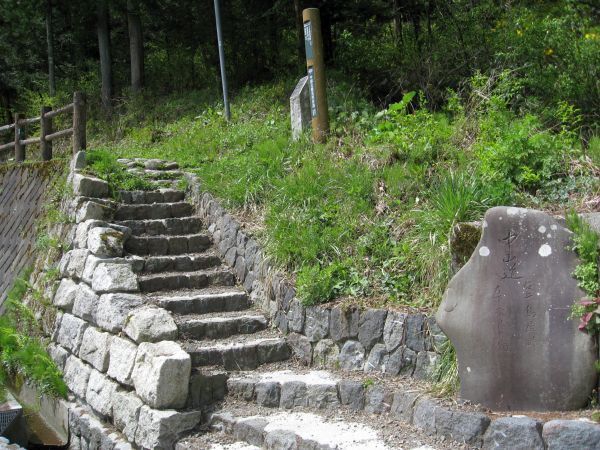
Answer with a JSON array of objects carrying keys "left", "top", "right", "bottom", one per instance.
[
  {"left": 308, "top": 67, "right": 317, "bottom": 118},
  {"left": 304, "top": 21, "right": 314, "bottom": 60},
  {"left": 302, "top": 8, "right": 329, "bottom": 142}
]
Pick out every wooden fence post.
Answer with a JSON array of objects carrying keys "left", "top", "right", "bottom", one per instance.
[
  {"left": 14, "top": 113, "right": 25, "bottom": 162},
  {"left": 73, "top": 91, "right": 86, "bottom": 154},
  {"left": 41, "top": 106, "right": 53, "bottom": 161}
]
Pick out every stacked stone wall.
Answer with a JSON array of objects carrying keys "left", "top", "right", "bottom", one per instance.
[{"left": 48, "top": 155, "right": 200, "bottom": 450}]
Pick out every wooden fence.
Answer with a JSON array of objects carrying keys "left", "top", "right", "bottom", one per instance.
[{"left": 0, "top": 92, "right": 86, "bottom": 162}]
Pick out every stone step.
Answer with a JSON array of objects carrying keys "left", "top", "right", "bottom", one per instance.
[
  {"left": 153, "top": 290, "right": 252, "bottom": 315},
  {"left": 225, "top": 369, "right": 501, "bottom": 448},
  {"left": 207, "top": 411, "right": 411, "bottom": 450},
  {"left": 227, "top": 370, "right": 342, "bottom": 410},
  {"left": 117, "top": 217, "right": 203, "bottom": 236},
  {"left": 178, "top": 313, "right": 268, "bottom": 340},
  {"left": 138, "top": 269, "right": 236, "bottom": 292},
  {"left": 114, "top": 202, "right": 193, "bottom": 220},
  {"left": 184, "top": 337, "right": 290, "bottom": 370},
  {"left": 136, "top": 253, "right": 221, "bottom": 273},
  {"left": 125, "top": 233, "right": 211, "bottom": 255},
  {"left": 187, "top": 368, "right": 229, "bottom": 409},
  {"left": 118, "top": 189, "right": 185, "bottom": 204}
]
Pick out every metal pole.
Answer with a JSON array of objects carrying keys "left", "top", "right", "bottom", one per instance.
[{"left": 214, "top": 0, "right": 230, "bottom": 121}]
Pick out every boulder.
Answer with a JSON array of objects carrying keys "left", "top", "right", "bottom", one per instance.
[
  {"left": 107, "top": 336, "right": 138, "bottom": 386},
  {"left": 132, "top": 341, "right": 191, "bottom": 409},
  {"left": 313, "top": 339, "right": 339, "bottom": 369},
  {"left": 94, "top": 293, "right": 144, "bottom": 333},
  {"left": 86, "top": 370, "right": 119, "bottom": 418},
  {"left": 55, "top": 313, "right": 88, "bottom": 354},
  {"left": 79, "top": 327, "right": 111, "bottom": 372},
  {"left": 338, "top": 340, "right": 365, "bottom": 371},
  {"left": 135, "top": 406, "right": 201, "bottom": 450},
  {"left": 483, "top": 416, "right": 544, "bottom": 450},
  {"left": 87, "top": 227, "right": 125, "bottom": 257},
  {"left": 542, "top": 419, "right": 600, "bottom": 450},
  {"left": 72, "top": 173, "right": 109, "bottom": 198},
  {"left": 358, "top": 308, "right": 387, "bottom": 350},
  {"left": 123, "top": 306, "right": 178, "bottom": 343},
  {"left": 92, "top": 263, "right": 139, "bottom": 293},
  {"left": 112, "top": 390, "right": 144, "bottom": 442}
]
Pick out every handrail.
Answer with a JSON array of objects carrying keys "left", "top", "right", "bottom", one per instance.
[{"left": 0, "top": 92, "right": 86, "bottom": 162}]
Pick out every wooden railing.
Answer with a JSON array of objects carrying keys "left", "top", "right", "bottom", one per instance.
[{"left": 0, "top": 92, "right": 86, "bottom": 162}]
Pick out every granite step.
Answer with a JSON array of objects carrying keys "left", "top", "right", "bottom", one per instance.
[
  {"left": 183, "top": 336, "right": 290, "bottom": 370},
  {"left": 125, "top": 233, "right": 211, "bottom": 255},
  {"left": 152, "top": 289, "right": 252, "bottom": 315},
  {"left": 136, "top": 253, "right": 221, "bottom": 273},
  {"left": 114, "top": 202, "right": 193, "bottom": 220},
  {"left": 187, "top": 368, "right": 229, "bottom": 409},
  {"left": 177, "top": 313, "right": 268, "bottom": 340},
  {"left": 117, "top": 217, "right": 203, "bottom": 236},
  {"left": 205, "top": 410, "right": 412, "bottom": 450},
  {"left": 138, "top": 268, "right": 236, "bottom": 292},
  {"left": 118, "top": 189, "right": 185, "bottom": 204}
]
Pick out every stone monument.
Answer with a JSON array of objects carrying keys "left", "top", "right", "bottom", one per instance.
[
  {"left": 290, "top": 76, "right": 311, "bottom": 141},
  {"left": 437, "top": 206, "right": 597, "bottom": 411}
]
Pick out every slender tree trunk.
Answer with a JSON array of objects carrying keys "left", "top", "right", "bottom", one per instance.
[
  {"left": 294, "top": 0, "right": 305, "bottom": 68},
  {"left": 46, "top": 0, "right": 56, "bottom": 97},
  {"left": 97, "top": 0, "right": 113, "bottom": 113},
  {"left": 127, "top": 0, "right": 144, "bottom": 93},
  {"left": 393, "top": 0, "right": 403, "bottom": 46}
]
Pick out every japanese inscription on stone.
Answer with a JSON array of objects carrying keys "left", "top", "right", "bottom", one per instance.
[{"left": 437, "top": 206, "right": 597, "bottom": 411}]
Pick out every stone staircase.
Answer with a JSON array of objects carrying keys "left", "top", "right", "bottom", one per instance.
[
  {"left": 59, "top": 157, "right": 597, "bottom": 450},
  {"left": 111, "top": 160, "right": 456, "bottom": 450},
  {"left": 112, "top": 167, "right": 290, "bottom": 407}
]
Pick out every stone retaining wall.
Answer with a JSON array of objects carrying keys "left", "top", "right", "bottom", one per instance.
[
  {"left": 48, "top": 154, "right": 200, "bottom": 450},
  {"left": 0, "top": 160, "right": 66, "bottom": 307},
  {"left": 186, "top": 174, "right": 446, "bottom": 379}
]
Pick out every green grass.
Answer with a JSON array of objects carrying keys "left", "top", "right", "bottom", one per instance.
[{"left": 85, "top": 73, "right": 599, "bottom": 311}]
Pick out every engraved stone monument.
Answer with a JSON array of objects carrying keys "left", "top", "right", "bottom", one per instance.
[
  {"left": 437, "top": 206, "right": 597, "bottom": 411},
  {"left": 290, "top": 76, "right": 311, "bottom": 141}
]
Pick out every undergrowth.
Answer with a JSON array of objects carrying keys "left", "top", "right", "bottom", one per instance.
[
  {"left": 0, "top": 269, "right": 67, "bottom": 401},
  {"left": 86, "top": 71, "right": 598, "bottom": 314}
]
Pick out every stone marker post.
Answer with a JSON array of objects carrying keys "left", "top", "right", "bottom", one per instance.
[
  {"left": 290, "top": 76, "right": 311, "bottom": 140},
  {"left": 302, "top": 8, "right": 329, "bottom": 143}
]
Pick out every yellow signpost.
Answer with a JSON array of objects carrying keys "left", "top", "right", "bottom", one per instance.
[{"left": 302, "top": 8, "right": 329, "bottom": 142}]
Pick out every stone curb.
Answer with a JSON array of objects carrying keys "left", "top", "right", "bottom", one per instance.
[{"left": 227, "top": 372, "right": 600, "bottom": 449}]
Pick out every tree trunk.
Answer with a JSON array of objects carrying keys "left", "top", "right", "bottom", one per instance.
[
  {"left": 127, "top": 0, "right": 144, "bottom": 93},
  {"left": 294, "top": 0, "right": 305, "bottom": 68},
  {"left": 97, "top": 0, "right": 113, "bottom": 113},
  {"left": 46, "top": 0, "right": 56, "bottom": 97}
]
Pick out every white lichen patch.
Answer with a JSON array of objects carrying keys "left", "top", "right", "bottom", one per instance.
[
  {"left": 551, "top": 224, "right": 558, "bottom": 231},
  {"left": 507, "top": 207, "right": 519, "bottom": 216},
  {"left": 538, "top": 225, "right": 546, "bottom": 234},
  {"left": 538, "top": 244, "right": 552, "bottom": 257},
  {"left": 479, "top": 246, "right": 490, "bottom": 257},
  {"left": 547, "top": 233, "right": 552, "bottom": 238},
  {"left": 483, "top": 220, "right": 488, "bottom": 228}
]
